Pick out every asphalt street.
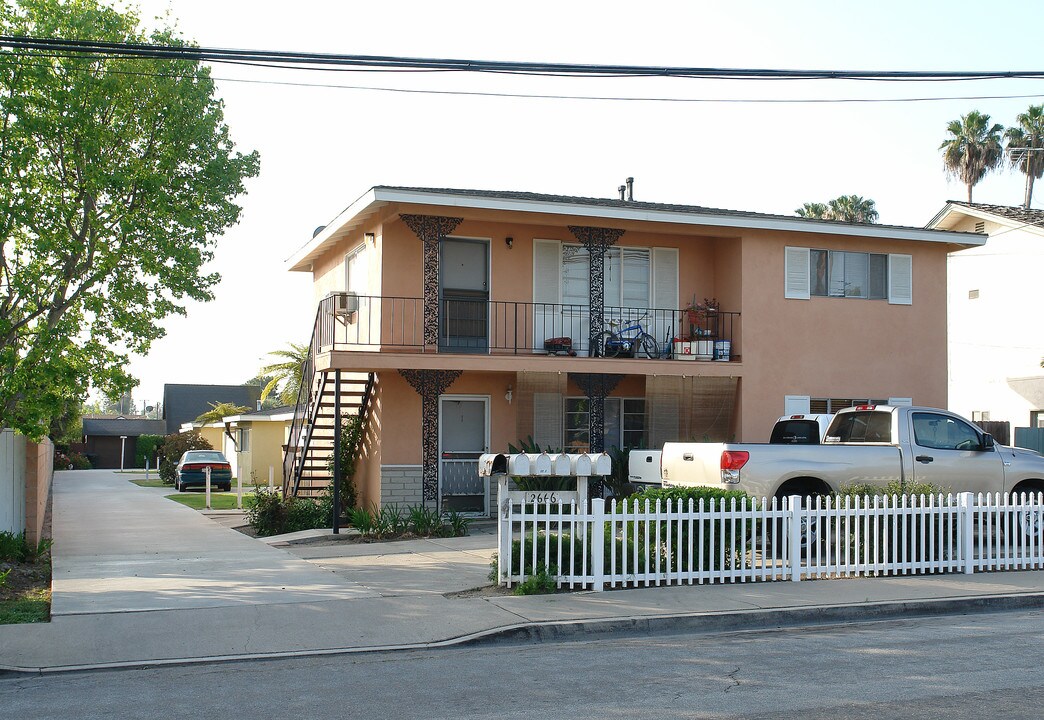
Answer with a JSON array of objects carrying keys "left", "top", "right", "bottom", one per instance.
[{"left": 3, "top": 606, "right": 1043, "bottom": 719}]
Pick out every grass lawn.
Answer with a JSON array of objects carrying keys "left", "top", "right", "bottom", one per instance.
[
  {"left": 1, "top": 534, "right": 51, "bottom": 624},
  {"left": 0, "top": 587, "right": 50, "bottom": 624},
  {"left": 165, "top": 492, "right": 259, "bottom": 511},
  {"left": 130, "top": 478, "right": 171, "bottom": 488}
]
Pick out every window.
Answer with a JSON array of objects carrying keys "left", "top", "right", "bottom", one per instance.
[
  {"left": 912, "top": 412, "right": 982, "bottom": 451},
  {"left": 787, "top": 247, "right": 909, "bottom": 303},
  {"left": 344, "top": 244, "right": 368, "bottom": 295},
  {"left": 810, "top": 397, "right": 887, "bottom": 414},
  {"left": 562, "top": 245, "right": 651, "bottom": 308},
  {"left": 237, "top": 428, "right": 250, "bottom": 452},
  {"left": 828, "top": 411, "right": 892, "bottom": 443},
  {"left": 810, "top": 250, "right": 885, "bottom": 299},
  {"left": 564, "top": 397, "right": 646, "bottom": 452}
]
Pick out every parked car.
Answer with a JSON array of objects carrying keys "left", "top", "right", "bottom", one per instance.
[{"left": 175, "top": 450, "right": 232, "bottom": 492}]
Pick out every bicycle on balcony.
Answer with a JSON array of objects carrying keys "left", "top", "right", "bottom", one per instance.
[{"left": 591, "top": 314, "right": 660, "bottom": 359}]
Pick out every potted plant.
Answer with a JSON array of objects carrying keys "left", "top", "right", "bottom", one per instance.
[
  {"left": 683, "top": 297, "right": 719, "bottom": 359},
  {"left": 672, "top": 335, "right": 697, "bottom": 361}
]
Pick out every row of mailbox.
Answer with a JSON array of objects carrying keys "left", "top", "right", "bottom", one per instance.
[{"left": 478, "top": 452, "right": 613, "bottom": 478}]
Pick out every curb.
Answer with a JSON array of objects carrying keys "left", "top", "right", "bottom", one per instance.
[{"left": 3, "top": 590, "right": 1043, "bottom": 676}]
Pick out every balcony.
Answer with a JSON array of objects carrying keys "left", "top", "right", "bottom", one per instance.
[{"left": 314, "top": 293, "right": 740, "bottom": 374}]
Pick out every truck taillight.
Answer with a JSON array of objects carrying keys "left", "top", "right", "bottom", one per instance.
[
  {"left": 720, "top": 451, "right": 748, "bottom": 485},
  {"left": 855, "top": 405, "right": 876, "bottom": 410},
  {"left": 721, "top": 451, "right": 749, "bottom": 470}
]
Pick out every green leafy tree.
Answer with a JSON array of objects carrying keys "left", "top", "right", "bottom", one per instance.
[
  {"left": 259, "top": 342, "right": 309, "bottom": 406},
  {"left": 0, "top": 0, "right": 260, "bottom": 439},
  {"left": 1004, "top": 104, "right": 1044, "bottom": 209},
  {"left": 194, "top": 402, "right": 251, "bottom": 424},
  {"left": 940, "top": 110, "right": 1004, "bottom": 202}
]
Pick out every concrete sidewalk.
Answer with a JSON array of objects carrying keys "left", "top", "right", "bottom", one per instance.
[{"left": 3, "top": 469, "right": 1044, "bottom": 674}]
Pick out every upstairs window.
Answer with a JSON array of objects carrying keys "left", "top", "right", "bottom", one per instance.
[{"left": 786, "top": 247, "right": 911, "bottom": 304}]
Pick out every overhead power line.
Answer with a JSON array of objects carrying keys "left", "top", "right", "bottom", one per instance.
[{"left": 4, "top": 35, "right": 1044, "bottom": 82}]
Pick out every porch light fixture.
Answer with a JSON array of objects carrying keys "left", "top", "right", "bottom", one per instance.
[
  {"left": 505, "top": 385, "right": 513, "bottom": 404},
  {"left": 365, "top": 232, "right": 376, "bottom": 244},
  {"left": 505, "top": 236, "right": 513, "bottom": 249}
]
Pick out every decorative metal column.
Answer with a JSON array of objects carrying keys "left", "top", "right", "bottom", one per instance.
[
  {"left": 400, "top": 214, "right": 463, "bottom": 347},
  {"left": 399, "top": 369, "right": 463, "bottom": 507},
  {"left": 568, "top": 226, "right": 625, "bottom": 350},
  {"left": 570, "top": 372, "right": 624, "bottom": 497}
]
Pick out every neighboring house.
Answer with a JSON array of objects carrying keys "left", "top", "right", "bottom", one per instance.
[
  {"left": 283, "top": 185, "right": 982, "bottom": 515},
  {"left": 928, "top": 201, "right": 1044, "bottom": 436},
  {"left": 82, "top": 417, "right": 167, "bottom": 469},
  {"left": 161, "top": 383, "right": 261, "bottom": 435},
  {"left": 182, "top": 406, "right": 294, "bottom": 486}
]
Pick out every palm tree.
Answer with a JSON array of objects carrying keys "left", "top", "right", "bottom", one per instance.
[
  {"left": 1005, "top": 104, "right": 1044, "bottom": 209},
  {"left": 940, "top": 111, "right": 1005, "bottom": 202},
  {"left": 796, "top": 202, "right": 829, "bottom": 219},
  {"left": 194, "top": 402, "right": 251, "bottom": 424},
  {"left": 259, "top": 342, "right": 310, "bottom": 406},
  {"left": 795, "top": 197, "right": 878, "bottom": 223},
  {"left": 826, "top": 195, "right": 879, "bottom": 223}
]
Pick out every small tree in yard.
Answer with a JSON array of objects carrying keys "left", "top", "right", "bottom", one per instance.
[{"left": 157, "top": 432, "right": 212, "bottom": 485}]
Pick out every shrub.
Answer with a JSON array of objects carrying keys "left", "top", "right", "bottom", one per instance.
[
  {"left": 513, "top": 565, "right": 558, "bottom": 595},
  {"left": 0, "top": 531, "right": 51, "bottom": 563},
  {"left": 326, "top": 413, "right": 363, "bottom": 513},
  {"left": 347, "top": 504, "right": 470, "bottom": 539},
  {"left": 157, "top": 431, "right": 213, "bottom": 484},
  {"left": 835, "top": 480, "right": 950, "bottom": 500},
  {"left": 245, "top": 487, "right": 334, "bottom": 537},
  {"left": 135, "top": 434, "right": 164, "bottom": 469}
]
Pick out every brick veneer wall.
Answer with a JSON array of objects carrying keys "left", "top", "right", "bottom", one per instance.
[{"left": 380, "top": 465, "right": 423, "bottom": 507}]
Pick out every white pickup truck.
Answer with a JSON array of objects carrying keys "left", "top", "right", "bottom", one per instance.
[
  {"left": 660, "top": 404, "right": 1044, "bottom": 501},
  {"left": 628, "top": 413, "right": 833, "bottom": 486}
]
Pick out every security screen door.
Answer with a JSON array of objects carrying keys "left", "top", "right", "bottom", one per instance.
[{"left": 439, "top": 396, "right": 489, "bottom": 515}]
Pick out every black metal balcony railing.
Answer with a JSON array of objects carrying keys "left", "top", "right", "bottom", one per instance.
[{"left": 316, "top": 293, "right": 740, "bottom": 359}]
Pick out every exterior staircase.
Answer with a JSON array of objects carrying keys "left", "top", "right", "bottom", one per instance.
[{"left": 282, "top": 308, "right": 375, "bottom": 499}]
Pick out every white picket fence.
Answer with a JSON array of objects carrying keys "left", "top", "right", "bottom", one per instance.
[{"left": 496, "top": 492, "right": 1044, "bottom": 591}]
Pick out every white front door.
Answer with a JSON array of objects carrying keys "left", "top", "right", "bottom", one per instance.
[{"left": 439, "top": 396, "right": 489, "bottom": 515}]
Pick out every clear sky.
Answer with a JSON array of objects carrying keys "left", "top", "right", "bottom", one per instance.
[{"left": 115, "top": 0, "right": 1044, "bottom": 409}]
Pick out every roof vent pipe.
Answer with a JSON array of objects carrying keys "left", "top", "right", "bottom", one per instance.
[
  {"left": 618, "top": 184, "right": 626, "bottom": 200},
  {"left": 625, "top": 177, "right": 634, "bottom": 202}
]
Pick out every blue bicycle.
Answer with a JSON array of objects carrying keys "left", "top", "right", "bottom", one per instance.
[{"left": 591, "top": 315, "right": 660, "bottom": 359}]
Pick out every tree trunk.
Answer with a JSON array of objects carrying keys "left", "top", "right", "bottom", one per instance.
[
  {"left": 1026, "top": 173, "right": 1035, "bottom": 210},
  {"left": 967, "top": 183, "right": 973, "bottom": 203}
]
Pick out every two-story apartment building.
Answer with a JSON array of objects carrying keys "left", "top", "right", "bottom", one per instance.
[
  {"left": 284, "top": 186, "right": 983, "bottom": 515},
  {"left": 929, "top": 201, "right": 1044, "bottom": 437}
]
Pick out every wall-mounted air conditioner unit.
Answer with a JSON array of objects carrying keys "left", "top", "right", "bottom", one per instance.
[{"left": 331, "top": 291, "right": 359, "bottom": 324}]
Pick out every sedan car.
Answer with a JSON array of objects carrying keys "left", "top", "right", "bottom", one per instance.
[{"left": 175, "top": 450, "right": 233, "bottom": 492}]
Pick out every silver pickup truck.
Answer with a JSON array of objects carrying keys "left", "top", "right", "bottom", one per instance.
[{"left": 661, "top": 405, "right": 1044, "bottom": 501}]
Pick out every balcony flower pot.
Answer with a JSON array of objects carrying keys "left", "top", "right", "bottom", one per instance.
[{"left": 673, "top": 339, "right": 698, "bottom": 361}]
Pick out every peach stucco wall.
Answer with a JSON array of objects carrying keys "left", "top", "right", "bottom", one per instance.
[
  {"left": 736, "top": 230, "right": 947, "bottom": 439},
  {"left": 305, "top": 202, "right": 951, "bottom": 453}
]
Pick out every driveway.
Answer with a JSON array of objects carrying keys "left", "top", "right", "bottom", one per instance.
[{"left": 50, "top": 469, "right": 376, "bottom": 614}]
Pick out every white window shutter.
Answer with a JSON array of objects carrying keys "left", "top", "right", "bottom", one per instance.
[
  {"left": 784, "top": 395, "right": 811, "bottom": 415},
  {"left": 533, "top": 240, "right": 561, "bottom": 303},
  {"left": 888, "top": 397, "right": 913, "bottom": 407},
  {"left": 652, "top": 247, "right": 679, "bottom": 310},
  {"left": 888, "top": 254, "right": 912, "bottom": 305},
  {"left": 785, "top": 247, "right": 810, "bottom": 299}
]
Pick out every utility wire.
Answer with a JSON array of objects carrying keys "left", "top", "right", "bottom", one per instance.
[
  {"left": 5, "top": 35, "right": 1044, "bottom": 82},
  {"left": 3, "top": 56, "right": 1044, "bottom": 106}
]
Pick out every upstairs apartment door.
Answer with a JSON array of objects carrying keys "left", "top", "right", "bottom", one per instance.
[
  {"left": 440, "top": 238, "right": 489, "bottom": 353},
  {"left": 439, "top": 396, "right": 489, "bottom": 516}
]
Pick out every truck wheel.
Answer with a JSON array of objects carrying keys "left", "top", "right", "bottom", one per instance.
[
  {"left": 773, "top": 486, "right": 830, "bottom": 558},
  {"left": 1010, "top": 484, "right": 1044, "bottom": 542}
]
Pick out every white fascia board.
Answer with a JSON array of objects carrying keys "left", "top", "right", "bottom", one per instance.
[
  {"left": 929, "top": 203, "right": 1044, "bottom": 239},
  {"left": 289, "top": 188, "right": 982, "bottom": 272},
  {"left": 377, "top": 188, "right": 983, "bottom": 246},
  {"left": 285, "top": 187, "right": 380, "bottom": 271}
]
